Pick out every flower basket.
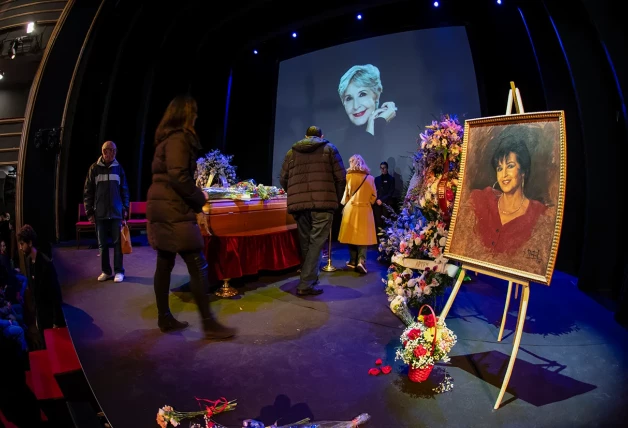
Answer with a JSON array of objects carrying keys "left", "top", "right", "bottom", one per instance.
[
  {"left": 408, "top": 365, "right": 434, "bottom": 383},
  {"left": 396, "top": 303, "right": 457, "bottom": 383},
  {"left": 407, "top": 304, "right": 437, "bottom": 383}
]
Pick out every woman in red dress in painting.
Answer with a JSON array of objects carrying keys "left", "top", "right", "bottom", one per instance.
[
  {"left": 469, "top": 135, "right": 547, "bottom": 256},
  {"left": 450, "top": 125, "right": 558, "bottom": 277}
]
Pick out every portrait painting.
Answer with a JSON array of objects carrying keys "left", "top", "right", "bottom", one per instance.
[{"left": 444, "top": 111, "right": 567, "bottom": 285}]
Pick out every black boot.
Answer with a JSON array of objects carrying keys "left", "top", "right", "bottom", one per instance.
[
  {"left": 202, "top": 317, "right": 237, "bottom": 340},
  {"left": 158, "top": 312, "right": 189, "bottom": 333}
]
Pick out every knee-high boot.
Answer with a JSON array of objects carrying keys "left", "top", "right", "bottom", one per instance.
[{"left": 155, "top": 250, "right": 189, "bottom": 332}]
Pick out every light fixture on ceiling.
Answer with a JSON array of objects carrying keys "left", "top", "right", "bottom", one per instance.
[{"left": 27, "top": 22, "right": 35, "bottom": 33}]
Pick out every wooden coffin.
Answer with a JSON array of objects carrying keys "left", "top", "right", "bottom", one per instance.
[{"left": 198, "top": 197, "right": 296, "bottom": 237}]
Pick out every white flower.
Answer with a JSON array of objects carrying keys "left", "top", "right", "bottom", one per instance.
[
  {"left": 390, "top": 295, "right": 406, "bottom": 311},
  {"left": 439, "top": 236, "right": 447, "bottom": 247},
  {"left": 388, "top": 279, "right": 394, "bottom": 287}
]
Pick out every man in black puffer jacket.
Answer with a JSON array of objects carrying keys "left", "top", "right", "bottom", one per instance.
[
  {"left": 83, "top": 141, "right": 130, "bottom": 283},
  {"left": 280, "top": 126, "right": 346, "bottom": 296}
]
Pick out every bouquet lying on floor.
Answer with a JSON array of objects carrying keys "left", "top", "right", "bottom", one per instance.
[
  {"left": 156, "top": 398, "right": 237, "bottom": 427},
  {"left": 157, "top": 398, "right": 369, "bottom": 428},
  {"left": 238, "top": 413, "right": 370, "bottom": 428}
]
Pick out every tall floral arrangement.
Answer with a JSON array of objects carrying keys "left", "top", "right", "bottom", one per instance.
[
  {"left": 379, "top": 114, "right": 463, "bottom": 310},
  {"left": 195, "top": 149, "right": 238, "bottom": 188},
  {"left": 406, "top": 114, "right": 464, "bottom": 222}
]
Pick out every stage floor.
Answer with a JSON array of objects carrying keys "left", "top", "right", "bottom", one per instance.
[{"left": 54, "top": 242, "right": 628, "bottom": 427}]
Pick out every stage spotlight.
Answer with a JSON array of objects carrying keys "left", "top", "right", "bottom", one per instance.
[
  {"left": 27, "top": 22, "right": 35, "bottom": 33},
  {"left": 497, "top": 0, "right": 502, "bottom": 4},
  {"left": 357, "top": 14, "right": 362, "bottom": 20},
  {"left": 292, "top": 32, "right": 297, "bottom": 38},
  {"left": 253, "top": 49, "right": 258, "bottom": 54},
  {"left": 433, "top": 1, "right": 439, "bottom": 7},
  {"left": 0, "top": 71, "right": 4, "bottom": 80}
]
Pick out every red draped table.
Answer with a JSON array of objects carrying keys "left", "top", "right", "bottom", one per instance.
[{"left": 198, "top": 197, "right": 300, "bottom": 281}]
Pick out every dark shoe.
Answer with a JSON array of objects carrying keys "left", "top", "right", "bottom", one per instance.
[
  {"left": 346, "top": 261, "right": 356, "bottom": 269},
  {"left": 356, "top": 262, "right": 367, "bottom": 274},
  {"left": 158, "top": 313, "right": 189, "bottom": 332},
  {"left": 202, "top": 318, "right": 237, "bottom": 340},
  {"left": 297, "top": 286, "right": 324, "bottom": 296},
  {"left": 205, "top": 326, "right": 237, "bottom": 340},
  {"left": 203, "top": 325, "right": 236, "bottom": 341}
]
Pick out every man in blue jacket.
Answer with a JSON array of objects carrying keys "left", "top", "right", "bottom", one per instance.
[{"left": 83, "top": 141, "right": 130, "bottom": 283}]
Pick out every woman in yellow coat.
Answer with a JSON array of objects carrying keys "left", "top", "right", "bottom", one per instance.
[{"left": 338, "top": 154, "right": 377, "bottom": 274}]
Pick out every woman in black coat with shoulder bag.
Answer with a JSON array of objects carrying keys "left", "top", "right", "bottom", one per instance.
[{"left": 146, "top": 95, "right": 236, "bottom": 340}]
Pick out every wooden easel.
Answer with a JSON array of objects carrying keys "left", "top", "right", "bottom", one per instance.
[{"left": 441, "top": 82, "right": 530, "bottom": 409}]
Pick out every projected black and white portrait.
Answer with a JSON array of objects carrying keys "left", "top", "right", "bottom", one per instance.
[
  {"left": 272, "top": 27, "right": 482, "bottom": 194},
  {"left": 338, "top": 64, "right": 397, "bottom": 136}
]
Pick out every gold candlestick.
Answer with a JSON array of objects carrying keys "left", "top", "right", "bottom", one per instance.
[
  {"left": 215, "top": 278, "right": 238, "bottom": 298},
  {"left": 321, "top": 228, "right": 336, "bottom": 272}
]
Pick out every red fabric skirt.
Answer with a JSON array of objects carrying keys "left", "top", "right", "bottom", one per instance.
[{"left": 203, "top": 228, "right": 300, "bottom": 281}]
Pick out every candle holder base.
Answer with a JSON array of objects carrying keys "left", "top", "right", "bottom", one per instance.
[
  {"left": 215, "top": 279, "right": 238, "bottom": 298},
  {"left": 321, "top": 261, "right": 337, "bottom": 272}
]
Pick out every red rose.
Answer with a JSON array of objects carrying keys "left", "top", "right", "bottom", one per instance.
[
  {"left": 368, "top": 368, "right": 381, "bottom": 376},
  {"left": 423, "top": 314, "right": 436, "bottom": 328},
  {"left": 381, "top": 365, "right": 392, "bottom": 374},
  {"left": 446, "top": 188, "right": 454, "bottom": 201},
  {"left": 375, "top": 358, "right": 383, "bottom": 365},
  {"left": 407, "top": 329, "right": 421, "bottom": 341},
  {"left": 403, "top": 341, "right": 408, "bottom": 347},
  {"left": 413, "top": 345, "right": 427, "bottom": 358}
]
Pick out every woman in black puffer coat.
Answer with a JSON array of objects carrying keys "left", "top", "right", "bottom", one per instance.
[{"left": 146, "top": 95, "right": 236, "bottom": 340}]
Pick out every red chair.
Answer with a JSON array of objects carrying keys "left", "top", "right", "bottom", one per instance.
[
  {"left": 75, "top": 204, "right": 95, "bottom": 249},
  {"left": 128, "top": 201, "right": 147, "bottom": 230}
]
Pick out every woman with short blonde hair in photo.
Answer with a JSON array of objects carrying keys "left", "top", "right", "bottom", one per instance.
[
  {"left": 338, "top": 154, "right": 377, "bottom": 274},
  {"left": 338, "top": 64, "right": 397, "bottom": 136}
]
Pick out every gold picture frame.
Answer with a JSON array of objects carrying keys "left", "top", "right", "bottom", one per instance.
[{"left": 444, "top": 111, "right": 567, "bottom": 285}]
